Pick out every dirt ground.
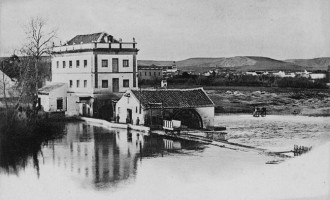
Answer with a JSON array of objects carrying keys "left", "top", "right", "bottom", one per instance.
[{"left": 206, "top": 87, "right": 330, "bottom": 116}]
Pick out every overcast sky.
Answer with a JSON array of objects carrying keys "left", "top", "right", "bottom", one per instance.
[{"left": 1, "top": 0, "right": 330, "bottom": 60}]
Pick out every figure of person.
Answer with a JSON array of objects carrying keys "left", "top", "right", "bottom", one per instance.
[
  {"left": 136, "top": 117, "right": 140, "bottom": 125},
  {"left": 116, "top": 114, "right": 120, "bottom": 123}
]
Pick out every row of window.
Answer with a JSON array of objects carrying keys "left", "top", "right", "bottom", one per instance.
[
  {"left": 139, "top": 72, "right": 162, "bottom": 76},
  {"left": 69, "top": 80, "right": 88, "bottom": 88},
  {"left": 56, "top": 59, "right": 130, "bottom": 69},
  {"left": 101, "top": 59, "right": 129, "bottom": 68},
  {"left": 57, "top": 60, "right": 88, "bottom": 68},
  {"left": 68, "top": 79, "right": 130, "bottom": 89},
  {"left": 101, "top": 79, "right": 130, "bottom": 88}
]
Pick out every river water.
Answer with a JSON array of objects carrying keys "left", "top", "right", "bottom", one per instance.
[{"left": 0, "top": 115, "right": 329, "bottom": 200}]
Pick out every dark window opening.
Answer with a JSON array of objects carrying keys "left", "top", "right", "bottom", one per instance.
[
  {"left": 102, "top": 80, "right": 108, "bottom": 88},
  {"left": 57, "top": 98, "right": 63, "bottom": 110},
  {"left": 102, "top": 60, "right": 108, "bottom": 68},
  {"left": 123, "top": 79, "right": 129, "bottom": 87},
  {"left": 123, "top": 60, "right": 129, "bottom": 67}
]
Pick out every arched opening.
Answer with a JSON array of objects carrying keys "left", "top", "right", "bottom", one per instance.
[{"left": 172, "top": 109, "right": 203, "bottom": 129}]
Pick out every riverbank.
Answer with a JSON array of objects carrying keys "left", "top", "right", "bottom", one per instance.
[{"left": 205, "top": 87, "right": 330, "bottom": 116}]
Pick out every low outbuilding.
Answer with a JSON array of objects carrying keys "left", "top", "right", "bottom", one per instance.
[
  {"left": 115, "top": 88, "right": 215, "bottom": 129},
  {"left": 38, "top": 83, "right": 68, "bottom": 112}
]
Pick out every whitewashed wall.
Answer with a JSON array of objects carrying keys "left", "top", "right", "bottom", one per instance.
[
  {"left": 39, "top": 94, "right": 50, "bottom": 111},
  {"left": 66, "top": 93, "right": 80, "bottom": 116},
  {"left": 195, "top": 107, "right": 215, "bottom": 129},
  {"left": 115, "top": 90, "right": 145, "bottom": 125}
]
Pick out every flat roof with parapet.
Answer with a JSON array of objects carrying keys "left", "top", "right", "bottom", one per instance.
[{"left": 52, "top": 32, "right": 138, "bottom": 53}]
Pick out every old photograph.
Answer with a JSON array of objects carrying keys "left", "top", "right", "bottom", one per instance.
[{"left": 0, "top": 0, "right": 329, "bottom": 199}]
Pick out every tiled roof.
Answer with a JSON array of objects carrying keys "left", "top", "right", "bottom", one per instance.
[
  {"left": 66, "top": 32, "right": 119, "bottom": 45},
  {"left": 38, "top": 83, "right": 66, "bottom": 95},
  {"left": 131, "top": 88, "right": 214, "bottom": 109}
]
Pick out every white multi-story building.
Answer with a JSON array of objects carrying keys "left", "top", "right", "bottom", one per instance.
[{"left": 48, "top": 32, "right": 138, "bottom": 118}]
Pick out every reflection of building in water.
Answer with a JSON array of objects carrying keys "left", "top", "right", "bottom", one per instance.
[
  {"left": 93, "top": 129, "right": 142, "bottom": 185},
  {"left": 42, "top": 123, "right": 143, "bottom": 189}
]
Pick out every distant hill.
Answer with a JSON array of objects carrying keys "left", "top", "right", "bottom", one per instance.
[
  {"left": 285, "top": 57, "right": 330, "bottom": 71},
  {"left": 175, "top": 56, "right": 305, "bottom": 73},
  {"left": 2, "top": 56, "right": 328, "bottom": 76}
]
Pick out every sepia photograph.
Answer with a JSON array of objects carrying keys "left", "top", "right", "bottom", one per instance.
[{"left": 0, "top": 0, "right": 329, "bottom": 199}]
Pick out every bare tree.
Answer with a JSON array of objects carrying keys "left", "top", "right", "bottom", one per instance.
[{"left": 23, "top": 17, "right": 57, "bottom": 109}]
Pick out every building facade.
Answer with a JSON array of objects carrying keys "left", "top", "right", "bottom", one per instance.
[
  {"left": 138, "top": 65, "right": 163, "bottom": 80},
  {"left": 50, "top": 32, "right": 138, "bottom": 118}
]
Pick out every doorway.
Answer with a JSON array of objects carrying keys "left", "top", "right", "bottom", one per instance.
[
  {"left": 127, "top": 109, "right": 132, "bottom": 124},
  {"left": 113, "top": 78, "right": 119, "bottom": 92}
]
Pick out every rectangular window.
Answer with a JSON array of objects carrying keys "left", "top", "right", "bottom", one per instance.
[
  {"left": 102, "top": 60, "right": 108, "bottom": 68},
  {"left": 102, "top": 80, "right": 108, "bottom": 88},
  {"left": 56, "top": 61, "right": 59, "bottom": 68},
  {"left": 112, "top": 58, "right": 119, "bottom": 72},
  {"left": 63, "top": 61, "right": 66, "bottom": 68},
  {"left": 123, "top": 79, "right": 129, "bottom": 87},
  {"left": 145, "top": 72, "right": 147, "bottom": 76},
  {"left": 69, "top": 80, "right": 72, "bottom": 88},
  {"left": 76, "top": 60, "right": 80, "bottom": 68},
  {"left": 76, "top": 80, "right": 80, "bottom": 88},
  {"left": 84, "top": 60, "right": 87, "bottom": 68},
  {"left": 123, "top": 60, "right": 129, "bottom": 67},
  {"left": 69, "top": 61, "right": 72, "bottom": 68},
  {"left": 136, "top": 107, "right": 138, "bottom": 113},
  {"left": 154, "top": 72, "right": 156, "bottom": 76},
  {"left": 149, "top": 72, "right": 151, "bottom": 76},
  {"left": 84, "top": 80, "right": 87, "bottom": 88}
]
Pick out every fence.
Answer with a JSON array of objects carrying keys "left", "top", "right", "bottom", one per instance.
[{"left": 293, "top": 145, "right": 312, "bottom": 156}]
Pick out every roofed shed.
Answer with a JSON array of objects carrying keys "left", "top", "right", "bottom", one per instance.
[{"left": 115, "top": 88, "right": 215, "bottom": 129}]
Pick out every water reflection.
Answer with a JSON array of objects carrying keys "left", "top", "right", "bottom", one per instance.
[{"left": 0, "top": 122, "right": 204, "bottom": 190}]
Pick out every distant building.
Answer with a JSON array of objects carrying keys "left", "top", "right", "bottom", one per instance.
[
  {"left": 245, "top": 71, "right": 258, "bottom": 76},
  {"left": 309, "top": 73, "right": 326, "bottom": 80},
  {"left": 138, "top": 65, "right": 163, "bottom": 80},
  {"left": 115, "top": 88, "right": 215, "bottom": 129},
  {"left": 137, "top": 61, "right": 177, "bottom": 80},
  {"left": 39, "top": 32, "right": 138, "bottom": 118},
  {"left": 273, "top": 71, "right": 296, "bottom": 78},
  {"left": 295, "top": 70, "right": 310, "bottom": 78}
]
